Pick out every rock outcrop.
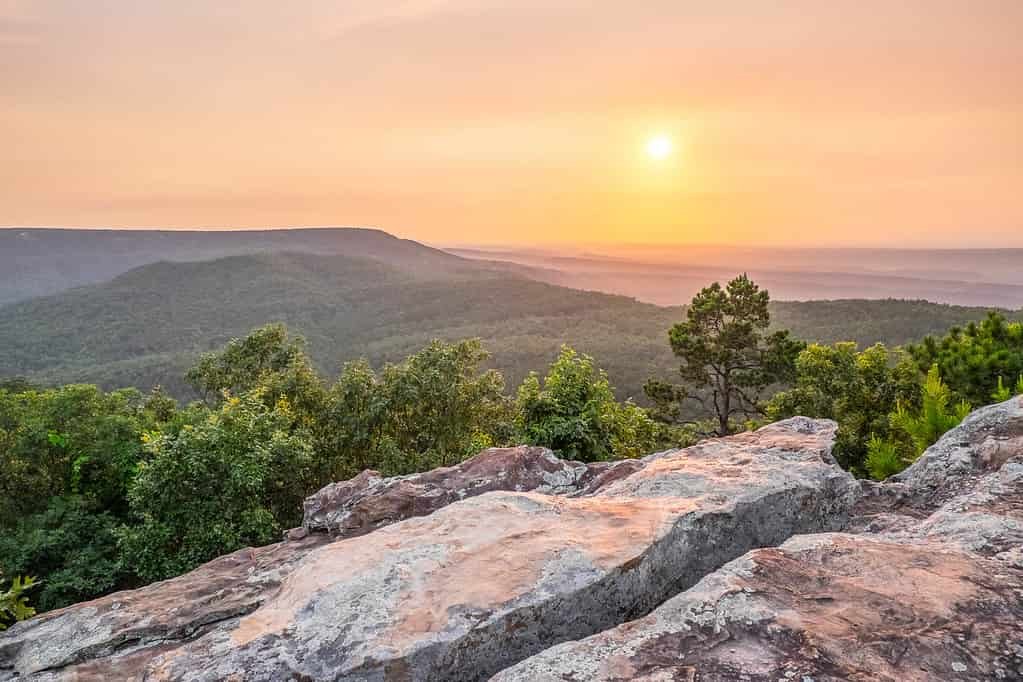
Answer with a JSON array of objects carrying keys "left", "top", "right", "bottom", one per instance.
[
  {"left": 299, "top": 445, "right": 639, "bottom": 538},
  {"left": 495, "top": 396, "right": 1023, "bottom": 682},
  {"left": 0, "top": 418, "right": 856, "bottom": 681},
  {"left": 5, "top": 398, "right": 1020, "bottom": 681}
]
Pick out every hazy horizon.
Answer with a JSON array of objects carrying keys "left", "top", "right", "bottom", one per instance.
[
  {"left": 5, "top": 225, "right": 1023, "bottom": 252},
  {"left": 3, "top": 2, "right": 1021, "bottom": 248}
]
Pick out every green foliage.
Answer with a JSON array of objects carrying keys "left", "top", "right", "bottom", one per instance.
[
  {"left": 0, "top": 573, "right": 36, "bottom": 630},
  {"left": 0, "top": 383, "right": 177, "bottom": 613},
  {"left": 861, "top": 365, "right": 971, "bottom": 480},
  {"left": 374, "top": 339, "right": 510, "bottom": 470},
  {"left": 517, "top": 346, "right": 659, "bottom": 462},
  {"left": 4, "top": 295, "right": 1018, "bottom": 619},
  {"left": 650, "top": 275, "right": 804, "bottom": 435},
  {"left": 187, "top": 323, "right": 327, "bottom": 420},
  {"left": 890, "top": 365, "right": 971, "bottom": 458},
  {"left": 2, "top": 248, "right": 1014, "bottom": 411},
  {"left": 0, "top": 384, "right": 158, "bottom": 527},
  {"left": 767, "top": 343, "right": 921, "bottom": 475},
  {"left": 318, "top": 339, "right": 512, "bottom": 477},
  {"left": 907, "top": 312, "right": 1023, "bottom": 406},
  {"left": 117, "top": 332, "right": 513, "bottom": 582},
  {"left": 865, "top": 435, "right": 905, "bottom": 481},
  {"left": 118, "top": 390, "right": 314, "bottom": 582},
  {"left": 991, "top": 374, "right": 1023, "bottom": 402},
  {"left": 0, "top": 496, "right": 125, "bottom": 611}
]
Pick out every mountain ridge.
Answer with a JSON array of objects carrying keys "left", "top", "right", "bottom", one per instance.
[{"left": 1, "top": 248, "right": 1018, "bottom": 402}]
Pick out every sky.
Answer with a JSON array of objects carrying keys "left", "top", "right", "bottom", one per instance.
[{"left": 2, "top": 1, "right": 1021, "bottom": 247}]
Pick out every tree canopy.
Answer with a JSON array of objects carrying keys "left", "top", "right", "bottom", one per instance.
[
  {"left": 646, "top": 274, "right": 804, "bottom": 435},
  {"left": 517, "top": 346, "right": 662, "bottom": 462},
  {"left": 907, "top": 312, "right": 1023, "bottom": 406},
  {"left": 767, "top": 343, "right": 920, "bottom": 475}
]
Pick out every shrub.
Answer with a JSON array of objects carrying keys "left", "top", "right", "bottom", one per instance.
[
  {"left": 0, "top": 496, "right": 125, "bottom": 611},
  {"left": 118, "top": 391, "right": 314, "bottom": 582},
  {"left": 0, "top": 573, "right": 36, "bottom": 630},
  {"left": 865, "top": 435, "right": 905, "bottom": 481}
]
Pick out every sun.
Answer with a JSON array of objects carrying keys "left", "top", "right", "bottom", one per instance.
[{"left": 645, "top": 134, "right": 673, "bottom": 160}]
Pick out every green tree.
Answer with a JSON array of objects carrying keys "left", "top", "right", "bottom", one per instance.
[
  {"left": 317, "top": 339, "right": 511, "bottom": 478},
  {"left": 317, "top": 359, "right": 396, "bottom": 480},
  {"left": 861, "top": 365, "right": 971, "bottom": 480},
  {"left": 517, "top": 346, "right": 659, "bottom": 462},
  {"left": 907, "top": 312, "right": 1023, "bottom": 406},
  {"left": 0, "top": 382, "right": 179, "bottom": 613},
  {"left": 0, "top": 496, "right": 125, "bottom": 611},
  {"left": 186, "top": 323, "right": 326, "bottom": 421},
  {"left": 118, "top": 390, "right": 315, "bottom": 582},
  {"left": 649, "top": 275, "right": 804, "bottom": 436},
  {"left": 889, "top": 365, "right": 971, "bottom": 458},
  {"left": 767, "top": 342, "right": 920, "bottom": 475},
  {"left": 864, "top": 435, "right": 905, "bottom": 481},
  {"left": 0, "top": 384, "right": 156, "bottom": 527},
  {"left": 378, "top": 339, "right": 510, "bottom": 470}
]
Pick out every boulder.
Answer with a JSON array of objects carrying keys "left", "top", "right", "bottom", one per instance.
[
  {"left": 300, "top": 445, "right": 637, "bottom": 537},
  {"left": 0, "top": 418, "right": 855, "bottom": 681},
  {"left": 495, "top": 396, "right": 1023, "bottom": 682},
  {"left": 495, "top": 533, "right": 1023, "bottom": 682}
]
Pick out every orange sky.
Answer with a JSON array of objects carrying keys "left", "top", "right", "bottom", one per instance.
[{"left": 2, "top": 1, "right": 1021, "bottom": 247}]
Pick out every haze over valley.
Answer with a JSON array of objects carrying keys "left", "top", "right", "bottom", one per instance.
[
  {"left": 3, "top": 3, "right": 1022, "bottom": 679},
  {"left": 451, "top": 243, "right": 1023, "bottom": 308},
  {"left": 1, "top": 227, "right": 1019, "bottom": 403}
]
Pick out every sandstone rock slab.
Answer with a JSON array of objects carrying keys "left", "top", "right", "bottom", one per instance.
[
  {"left": 495, "top": 532, "right": 1023, "bottom": 682},
  {"left": 0, "top": 418, "right": 855, "bottom": 681},
  {"left": 300, "top": 445, "right": 636, "bottom": 537},
  {"left": 497, "top": 397, "right": 1023, "bottom": 682}
]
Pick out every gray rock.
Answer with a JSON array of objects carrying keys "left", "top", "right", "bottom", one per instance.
[
  {"left": 496, "top": 397, "right": 1023, "bottom": 682},
  {"left": 0, "top": 418, "right": 855, "bottom": 681},
  {"left": 300, "top": 446, "right": 601, "bottom": 537},
  {"left": 892, "top": 394, "right": 1023, "bottom": 508},
  {"left": 495, "top": 532, "right": 1023, "bottom": 682}
]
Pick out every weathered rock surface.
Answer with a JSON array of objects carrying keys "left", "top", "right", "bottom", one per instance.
[
  {"left": 495, "top": 396, "right": 1023, "bottom": 682},
  {"left": 300, "top": 445, "right": 637, "bottom": 537},
  {"left": 0, "top": 418, "right": 856, "bottom": 681}
]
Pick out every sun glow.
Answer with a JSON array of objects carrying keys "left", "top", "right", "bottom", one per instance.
[{"left": 646, "top": 135, "right": 673, "bottom": 160}]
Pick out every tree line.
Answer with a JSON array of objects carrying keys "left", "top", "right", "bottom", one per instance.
[
  {"left": 0, "top": 327, "right": 672, "bottom": 616},
  {"left": 1, "top": 275, "right": 1021, "bottom": 623}
]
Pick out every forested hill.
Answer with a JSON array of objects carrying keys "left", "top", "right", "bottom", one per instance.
[
  {"left": 0, "top": 227, "right": 547, "bottom": 306},
  {"left": 0, "top": 250, "right": 1017, "bottom": 402}
]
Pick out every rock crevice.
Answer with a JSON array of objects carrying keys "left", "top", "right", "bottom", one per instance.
[{"left": 495, "top": 396, "right": 1023, "bottom": 682}]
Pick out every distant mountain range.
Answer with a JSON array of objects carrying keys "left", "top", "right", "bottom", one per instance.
[
  {"left": 2, "top": 228, "right": 1019, "bottom": 401},
  {"left": 0, "top": 227, "right": 543, "bottom": 306},
  {"left": 448, "top": 246, "right": 1023, "bottom": 308}
]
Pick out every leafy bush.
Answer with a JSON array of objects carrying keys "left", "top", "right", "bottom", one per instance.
[
  {"left": 861, "top": 365, "right": 970, "bottom": 480},
  {"left": 118, "top": 391, "right": 315, "bottom": 582},
  {"left": 518, "top": 346, "right": 659, "bottom": 462},
  {"left": 317, "top": 339, "right": 513, "bottom": 478},
  {"left": 767, "top": 343, "right": 920, "bottom": 475},
  {"left": 0, "top": 384, "right": 156, "bottom": 526},
  {"left": 0, "top": 497, "right": 125, "bottom": 611}
]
